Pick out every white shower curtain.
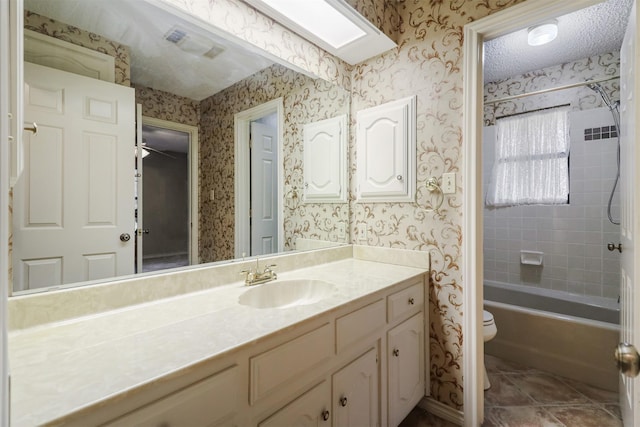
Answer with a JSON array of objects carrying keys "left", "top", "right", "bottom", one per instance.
[{"left": 486, "top": 108, "right": 570, "bottom": 207}]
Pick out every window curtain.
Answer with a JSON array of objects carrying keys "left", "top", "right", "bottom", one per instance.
[{"left": 486, "top": 108, "right": 570, "bottom": 207}]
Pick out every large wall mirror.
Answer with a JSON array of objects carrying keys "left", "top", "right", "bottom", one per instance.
[{"left": 13, "top": 0, "right": 351, "bottom": 295}]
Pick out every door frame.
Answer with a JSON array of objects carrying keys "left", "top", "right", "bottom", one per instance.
[
  {"left": 0, "top": 0, "right": 19, "bottom": 422},
  {"left": 234, "top": 98, "right": 284, "bottom": 258},
  {"left": 141, "top": 116, "right": 200, "bottom": 265},
  {"left": 462, "top": 0, "right": 603, "bottom": 424}
]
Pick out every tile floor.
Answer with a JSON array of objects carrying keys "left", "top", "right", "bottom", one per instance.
[{"left": 399, "top": 354, "right": 622, "bottom": 427}]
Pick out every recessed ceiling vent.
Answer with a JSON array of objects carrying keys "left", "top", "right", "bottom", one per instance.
[
  {"left": 164, "top": 25, "right": 225, "bottom": 60},
  {"left": 165, "top": 28, "right": 188, "bottom": 44}
]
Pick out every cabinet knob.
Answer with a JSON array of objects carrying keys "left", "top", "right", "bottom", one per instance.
[
  {"left": 339, "top": 396, "right": 348, "bottom": 407},
  {"left": 322, "top": 409, "right": 330, "bottom": 421},
  {"left": 393, "top": 348, "right": 400, "bottom": 357},
  {"left": 396, "top": 175, "right": 403, "bottom": 181},
  {"left": 408, "top": 297, "right": 415, "bottom": 305}
]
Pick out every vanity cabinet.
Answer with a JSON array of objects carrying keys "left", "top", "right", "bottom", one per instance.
[
  {"left": 104, "top": 365, "right": 241, "bottom": 427},
  {"left": 259, "top": 381, "right": 331, "bottom": 427},
  {"left": 99, "top": 275, "right": 427, "bottom": 427},
  {"left": 332, "top": 347, "right": 379, "bottom": 427},
  {"left": 388, "top": 313, "right": 425, "bottom": 427}
]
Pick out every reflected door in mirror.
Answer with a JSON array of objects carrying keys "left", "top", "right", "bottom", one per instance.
[
  {"left": 13, "top": 62, "right": 135, "bottom": 291},
  {"left": 250, "top": 121, "right": 278, "bottom": 256}
]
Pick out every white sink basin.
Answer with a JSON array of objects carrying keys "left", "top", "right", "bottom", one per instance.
[{"left": 238, "top": 279, "right": 336, "bottom": 309}]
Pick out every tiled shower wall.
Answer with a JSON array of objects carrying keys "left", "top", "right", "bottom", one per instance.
[
  {"left": 483, "top": 106, "right": 620, "bottom": 301},
  {"left": 482, "top": 52, "right": 622, "bottom": 302}
]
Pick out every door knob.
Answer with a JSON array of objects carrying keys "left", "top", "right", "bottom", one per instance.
[
  {"left": 615, "top": 342, "right": 640, "bottom": 377},
  {"left": 24, "top": 122, "right": 38, "bottom": 135},
  {"left": 119, "top": 233, "right": 131, "bottom": 242}
]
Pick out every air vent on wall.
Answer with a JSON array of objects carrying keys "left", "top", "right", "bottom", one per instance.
[{"left": 164, "top": 25, "right": 225, "bottom": 60}]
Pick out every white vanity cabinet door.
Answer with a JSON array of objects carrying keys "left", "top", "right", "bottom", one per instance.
[
  {"left": 332, "top": 348, "right": 379, "bottom": 427},
  {"left": 387, "top": 313, "right": 425, "bottom": 427},
  {"left": 259, "top": 381, "right": 331, "bottom": 427},
  {"left": 104, "top": 365, "right": 240, "bottom": 427},
  {"left": 303, "top": 114, "right": 347, "bottom": 203},
  {"left": 356, "top": 96, "right": 416, "bottom": 202}
]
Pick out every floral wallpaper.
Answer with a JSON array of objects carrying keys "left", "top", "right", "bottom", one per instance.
[
  {"left": 345, "top": 0, "right": 400, "bottom": 43},
  {"left": 199, "top": 64, "right": 350, "bottom": 262},
  {"left": 134, "top": 83, "right": 200, "bottom": 127},
  {"left": 349, "top": 0, "right": 527, "bottom": 410},
  {"left": 24, "top": 10, "right": 131, "bottom": 86},
  {"left": 484, "top": 52, "right": 620, "bottom": 124}
]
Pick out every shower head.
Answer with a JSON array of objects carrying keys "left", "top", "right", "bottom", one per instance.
[{"left": 588, "top": 82, "right": 618, "bottom": 112}]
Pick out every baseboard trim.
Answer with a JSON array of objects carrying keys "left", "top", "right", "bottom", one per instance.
[{"left": 418, "top": 396, "right": 464, "bottom": 426}]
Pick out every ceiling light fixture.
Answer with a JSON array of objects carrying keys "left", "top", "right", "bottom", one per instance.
[{"left": 527, "top": 20, "right": 558, "bottom": 46}]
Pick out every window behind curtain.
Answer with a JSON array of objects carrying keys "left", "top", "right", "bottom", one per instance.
[{"left": 486, "top": 108, "right": 570, "bottom": 207}]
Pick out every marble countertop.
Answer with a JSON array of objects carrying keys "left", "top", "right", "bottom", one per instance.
[{"left": 8, "top": 257, "right": 427, "bottom": 426}]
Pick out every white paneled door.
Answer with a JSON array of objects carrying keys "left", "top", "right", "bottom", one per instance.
[
  {"left": 619, "top": 1, "right": 640, "bottom": 426},
  {"left": 250, "top": 121, "right": 278, "bottom": 256},
  {"left": 13, "top": 62, "right": 135, "bottom": 291}
]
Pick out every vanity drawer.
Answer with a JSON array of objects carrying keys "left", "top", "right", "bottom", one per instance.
[
  {"left": 336, "top": 299, "right": 385, "bottom": 353},
  {"left": 105, "top": 365, "right": 240, "bottom": 427},
  {"left": 250, "top": 323, "right": 332, "bottom": 405},
  {"left": 387, "top": 281, "right": 424, "bottom": 323}
]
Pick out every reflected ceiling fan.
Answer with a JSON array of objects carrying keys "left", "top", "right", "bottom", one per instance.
[{"left": 138, "top": 138, "right": 177, "bottom": 159}]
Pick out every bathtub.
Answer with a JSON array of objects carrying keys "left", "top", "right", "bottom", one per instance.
[{"left": 484, "top": 281, "right": 620, "bottom": 391}]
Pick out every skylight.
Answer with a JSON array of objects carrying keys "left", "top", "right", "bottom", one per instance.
[{"left": 259, "top": 0, "right": 366, "bottom": 49}]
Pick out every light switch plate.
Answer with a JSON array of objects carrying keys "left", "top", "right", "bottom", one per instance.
[
  {"left": 442, "top": 172, "right": 456, "bottom": 194},
  {"left": 337, "top": 221, "right": 346, "bottom": 239},
  {"left": 357, "top": 223, "right": 367, "bottom": 241}
]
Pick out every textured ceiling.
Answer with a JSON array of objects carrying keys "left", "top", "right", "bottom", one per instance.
[
  {"left": 24, "top": 0, "right": 633, "bottom": 95},
  {"left": 484, "top": 0, "right": 633, "bottom": 83},
  {"left": 24, "top": 0, "right": 274, "bottom": 101}
]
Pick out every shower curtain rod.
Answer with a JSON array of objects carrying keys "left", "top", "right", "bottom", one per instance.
[
  {"left": 495, "top": 103, "right": 570, "bottom": 120},
  {"left": 483, "top": 74, "right": 620, "bottom": 105}
]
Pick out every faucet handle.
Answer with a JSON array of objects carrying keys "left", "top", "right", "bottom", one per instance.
[{"left": 240, "top": 269, "right": 255, "bottom": 280}]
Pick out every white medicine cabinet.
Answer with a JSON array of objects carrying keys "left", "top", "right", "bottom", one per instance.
[
  {"left": 303, "top": 114, "right": 348, "bottom": 203},
  {"left": 356, "top": 96, "right": 416, "bottom": 202}
]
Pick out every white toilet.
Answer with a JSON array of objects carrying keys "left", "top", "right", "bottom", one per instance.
[{"left": 483, "top": 310, "right": 497, "bottom": 390}]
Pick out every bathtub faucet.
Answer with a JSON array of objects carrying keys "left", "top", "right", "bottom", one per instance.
[{"left": 607, "top": 242, "right": 622, "bottom": 253}]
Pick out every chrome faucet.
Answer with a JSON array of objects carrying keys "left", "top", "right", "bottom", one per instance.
[{"left": 241, "top": 258, "right": 277, "bottom": 286}]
